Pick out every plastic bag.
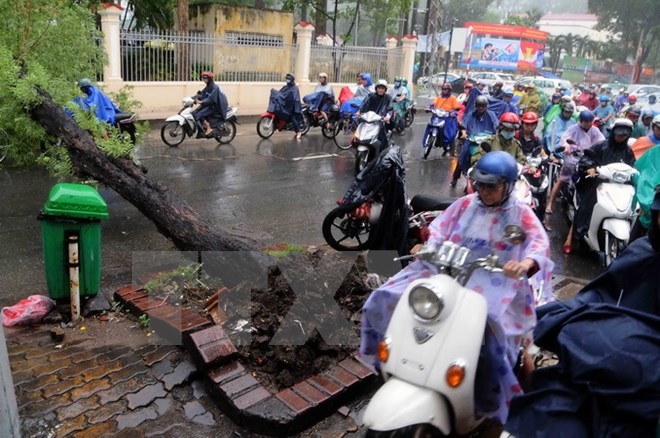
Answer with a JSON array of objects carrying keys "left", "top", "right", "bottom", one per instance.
[{"left": 2, "top": 295, "right": 56, "bottom": 327}]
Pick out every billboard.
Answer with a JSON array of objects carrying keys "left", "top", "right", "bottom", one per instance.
[{"left": 460, "top": 22, "right": 548, "bottom": 72}]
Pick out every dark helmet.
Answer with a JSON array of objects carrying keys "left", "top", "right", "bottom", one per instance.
[
  {"left": 285, "top": 73, "right": 295, "bottom": 81},
  {"left": 471, "top": 151, "right": 519, "bottom": 185},
  {"left": 77, "top": 78, "right": 93, "bottom": 88},
  {"left": 578, "top": 110, "right": 595, "bottom": 122},
  {"left": 475, "top": 95, "right": 489, "bottom": 108},
  {"left": 627, "top": 105, "right": 641, "bottom": 117}
]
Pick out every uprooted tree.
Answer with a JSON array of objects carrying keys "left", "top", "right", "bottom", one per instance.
[{"left": 0, "top": 0, "right": 257, "bottom": 253}]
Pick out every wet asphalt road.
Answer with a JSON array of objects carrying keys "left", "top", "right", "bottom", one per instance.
[{"left": 0, "top": 104, "right": 603, "bottom": 308}]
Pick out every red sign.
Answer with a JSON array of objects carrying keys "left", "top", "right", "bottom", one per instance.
[
  {"left": 518, "top": 41, "right": 544, "bottom": 71},
  {"left": 464, "top": 22, "right": 549, "bottom": 42}
]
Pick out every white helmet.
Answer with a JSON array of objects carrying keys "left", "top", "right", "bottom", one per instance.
[
  {"left": 611, "top": 118, "right": 634, "bottom": 137},
  {"left": 653, "top": 115, "right": 660, "bottom": 129},
  {"left": 375, "top": 79, "right": 388, "bottom": 90}
]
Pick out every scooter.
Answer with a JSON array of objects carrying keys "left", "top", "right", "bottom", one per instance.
[
  {"left": 422, "top": 108, "right": 456, "bottom": 159},
  {"left": 352, "top": 111, "right": 388, "bottom": 175},
  {"left": 404, "top": 100, "right": 417, "bottom": 128},
  {"left": 520, "top": 147, "right": 549, "bottom": 222},
  {"left": 563, "top": 158, "right": 639, "bottom": 266},
  {"left": 160, "top": 97, "right": 238, "bottom": 147},
  {"left": 301, "top": 95, "right": 340, "bottom": 139},
  {"left": 363, "top": 237, "right": 520, "bottom": 436}
]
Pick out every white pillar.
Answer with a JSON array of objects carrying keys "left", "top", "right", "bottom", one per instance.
[
  {"left": 385, "top": 37, "right": 399, "bottom": 82},
  {"left": 98, "top": 4, "right": 124, "bottom": 83},
  {"left": 0, "top": 327, "right": 20, "bottom": 438},
  {"left": 400, "top": 35, "right": 418, "bottom": 97},
  {"left": 294, "top": 22, "right": 315, "bottom": 85}
]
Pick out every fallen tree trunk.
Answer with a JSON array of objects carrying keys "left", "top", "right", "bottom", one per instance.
[{"left": 30, "top": 88, "right": 258, "bottom": 253}]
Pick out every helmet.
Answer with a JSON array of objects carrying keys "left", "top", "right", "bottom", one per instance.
[
  {"left": 494, "top": 81, "right": 504, "bottom": 87},
  {"left": 599, "top": 95, "right": 610, "bottom": 102},
  {"left": 627, "top": 105, "right": 641, "bottom": 116},
  {"left": 521, "top": 112, "right": 539, "bottom": 124},
  {"left": 619, "top": 87, "right": 626, "bottom": 93},
  {"left": 610, "top": 118, "right": 633, "bottom": 137},
  {"left": 77, "top": 78, "right": 93, "bottom": 88},
  {"left": 653, "top": 115, "right": 660, "bottom": 129},
  {"left": 525, "top": 83, "right": 535, "bottom": 90},
  {"left": 561, "top": 95, "right": 572, "bottom": 103},
  {"left": 578, "top": 110, "right": 595, "bottom": 122},
  {"left": 285, "top": 73, "right": 295, "bottom": 81},
  {"left": 552, "top": 93, "right": 562, "bottom": 100},
  {"left": 562, "top": 101, "right": 575, "bottom": 113},
  {"left": 201, "top": 71, "right": 214, "bottom": 79},
  {"left": 499, "top": 112, "right": 520, "bottom": 129},
  {"left": 441, "top": 82, "right": 452, "bottom": 90},
  {"left": 503, "top": 88, "right": 514, "bottom": 96},
  {"left": 471, "top": 151, "right": 519, "bottom": 184},
  {"left": 319, "top": 72, "right": 328, "bottom": 78},
  {"left": 628, "top": 94, "right": 638, "bottom": 104},
  {"left": 649, "top": 94, "right": 657, "bottom": 103},
  {"left": 402, "top": 78, "right": 408, "bottom": 85},
  {"left": 642, "top": 108, "right": 654, "bottom": 120},
  {"left": 375, "top": 79, "right": 388, "bottom": 90},
  {"left": 476, "top": 80, "right": 485, "bottom": 86},
  {"left": 475, "top": 95, "right": 489, "bottom": 108}
]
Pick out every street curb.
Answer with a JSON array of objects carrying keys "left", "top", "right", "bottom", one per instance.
[{"left": 114, "top": 285, "right": 377, "bottom": 436}]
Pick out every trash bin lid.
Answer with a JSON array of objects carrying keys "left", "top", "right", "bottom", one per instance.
[{"left": 43, "top": 183, "right": 109, "bottom": 219}]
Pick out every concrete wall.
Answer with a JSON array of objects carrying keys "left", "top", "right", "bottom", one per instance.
[{"left": 103, "top": 81, "right": 356, "bottom": 120}]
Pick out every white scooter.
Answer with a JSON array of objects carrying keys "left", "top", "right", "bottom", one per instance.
[
  {"left": 160, "top": 96, "right": 238, "bottom": 147},
  {"left": 363, "top": 232, "right": 525, "bottom": 436},
  {"left": 570, "top": 161, "right": 638, "bottom": 266}
]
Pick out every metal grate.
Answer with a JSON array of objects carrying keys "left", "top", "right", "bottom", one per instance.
[
  {"left": 309, "top": 44, "right": 399, "bottom": 84},
  {"left": 120, "top": 29, "right": 296, "bottom": 82}
]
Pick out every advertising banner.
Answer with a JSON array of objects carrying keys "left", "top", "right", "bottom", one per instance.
[
  {"left": 518, "top": 41, "right": 544, "bottom": 71},
  {"left": 461, "top": 37, "right": 520, "bottom": 70}
]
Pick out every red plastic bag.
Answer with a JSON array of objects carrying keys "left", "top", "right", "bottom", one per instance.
[{"left": 2, "top": 295, "right": 56, "bottom": 327}]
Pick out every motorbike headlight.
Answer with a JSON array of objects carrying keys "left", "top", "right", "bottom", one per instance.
[
  {"left": 612, "top": 171, "right": 628, "bottom": 183},
  {"left": 409, "top": 286, "right": 444, "bottom": 322}
]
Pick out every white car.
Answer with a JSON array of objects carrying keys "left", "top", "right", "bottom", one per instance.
[
  {"left": 627, "top": 84, "right": 660, "bottom": 101},
  {"left": 417, "top": 72, "right": 460, "bottom": 86},
  {"left": 471, "top": 72, "right": 516, "bottom": 89},
  {"left": 516, "top": 76, "right": 573, "bottom": 97}
]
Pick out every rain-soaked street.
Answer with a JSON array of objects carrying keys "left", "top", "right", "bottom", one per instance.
[{"left": 0, "top": 106, "right": 602, "bottom": 309}]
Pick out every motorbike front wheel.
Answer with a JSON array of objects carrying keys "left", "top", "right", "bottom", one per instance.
[
  {"left": 322, "top": 119, "right": 337, "bottom": 139},
  {"left": 333, "top": 120, "right": 354, "bottom": 150},
  {"left": 160, "top": 121, "right": 186, "bottom": 147},
  {"left": 322, "top": 207, "right": 372, "bottom": 251},
  {"left": 355, "top": 149, "right": 369, "bottom": 175},
  {"left": 215, "top": 121, "right": 237, "bottom": 144},
  {"left": 299, "top": 115, "right": 310, "bottom": 136},
  {"left": 404, "top": 110, "right": 415, "bottom": 127},
  {"left": 257, "top": 116, "right": 275, "bottom": 139},
  {"left": 423, "top": 134, "right": 435, "bottom": 159},
  {"left": 604, "top": 230, "right": 625, "bottom": 267}
]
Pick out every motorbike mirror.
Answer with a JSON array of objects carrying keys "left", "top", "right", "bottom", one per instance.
[
  {"left": 565, "top": 139, "right": 577, "bottom": 145},
  {"left": 555, "top": 146, "right": 566, "bottom": 153},
  {"left": 502, "top": 225, "right": 526, "bottom": 245},
  {"left": 480, "top": 142, "right": 492, "bottom": 152}
]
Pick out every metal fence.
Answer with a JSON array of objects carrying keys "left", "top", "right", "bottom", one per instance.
[
  {"left": 120, "top": 30, "right": 297, "bottom": 82},
  {"left": 308, "top": 44, "right": 401, "bottom": 84}
]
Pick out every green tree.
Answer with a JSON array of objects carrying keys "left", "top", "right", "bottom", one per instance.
[
  {"left": 588, "top": 0, "right": 659, "bottom": 81},
  {"left": 503, "top": 10, "right": 541, "bottom": 28},
  {"left": 445, "top": 0, "right": 496, "bottom": 27},
  {"left": 0, "top": 0, "right": 255, "bottom": 253}
]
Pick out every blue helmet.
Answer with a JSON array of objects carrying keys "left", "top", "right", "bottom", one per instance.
[
  {"left": 599, "top": 95, "right": 610, "bottom": 102},
  {"left": 579, "top": 110, "right": 595, "bottom": 122},
  {"left": 471, "top": 151, "right": 518, "bottom": 184}
]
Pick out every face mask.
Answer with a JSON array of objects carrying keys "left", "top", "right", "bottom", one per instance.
[
  {"left": 500, "top": 130, "right": 515, "bottom": 140},
  {"left": 394, "top": 82, "right": 401, "bottom": 87},
  {"left": 286, "top": 79, "right": 293, "bottom": 85}
]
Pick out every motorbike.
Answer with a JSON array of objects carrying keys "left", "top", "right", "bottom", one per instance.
[
  {"left": 362, "top": 234, "right": 523, "bottom": 436},
  {"left": 114, "top": 113, "right": 138, "bottom": 145},
  {"left": 256, "top": 106, "right": 309, "bottom": 139},
  {"left": 160, "top": 97, "right": 238, "bottom": 147},
  {"left": 560, "top": 154, "right": 639, "bottom": 266},
  {"left": 352, "top": 111, "right": 389, "bottom": 175},
  {"left": 404, "top": 100, "right": 417, "bottom": 128},
  {"left": 422, "top": 108, "right": 457, "bottom": 159},
  {"left": 322, "top": 146, "right": 454, "bottom": 253},
  {"left": 520, "top": 147, "right": 550, "bottom": 222},
  {"left": 301, "top": 97, "right": 340, "bottom": 139}
]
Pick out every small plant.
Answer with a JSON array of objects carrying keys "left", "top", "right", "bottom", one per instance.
[
  {"left": 265, "top": 244, "right": 305, "bottom": 258},
  {"left": 143, "top": 263, "right": 223, "bottom": 308},
  {"left": 138, "top": 314, "right": 150, "bottom": 329}
]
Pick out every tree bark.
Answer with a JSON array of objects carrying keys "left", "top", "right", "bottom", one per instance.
[
  {"left": 176, "top": 0, "right": 190, "bottom": 81},
  {"left": 30, "top": 89, "right": 258, "bottom": 253}
]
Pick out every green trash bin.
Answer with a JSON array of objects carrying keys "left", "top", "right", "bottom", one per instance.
[{"left": 38, "top": 183, "right": 109, "bottom": 300}]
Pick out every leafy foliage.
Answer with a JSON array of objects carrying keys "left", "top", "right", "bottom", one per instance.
[{"left": 445, "top": 0, "right": 495, "bottom": 27}]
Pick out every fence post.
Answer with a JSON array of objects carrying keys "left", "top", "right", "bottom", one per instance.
[
  {"left": 0, "top": 326, "right": 20, "bottom": 438},
  {"left": 385, "top": 37, "right": 399, "bottom": 82},
  {"left": 98, "top": 4, "right": 124, "bottom": 83},
  {"left": 400, "top": 35, "right": 418, "bottom": 97},
  {"left": 294, "top": 22, "right": 315, "bottom": 84}
]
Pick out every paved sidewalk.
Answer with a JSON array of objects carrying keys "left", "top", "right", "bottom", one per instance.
[{"left": 5, "top": 312, "right": 365, "bottom": 437}]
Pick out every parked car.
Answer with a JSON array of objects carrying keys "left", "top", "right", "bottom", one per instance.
[
  {"left": 451, "top": 77, "right": 477, "bottom": 94},
  {"left": 626, "top": 84, "right": 660, "bottom": 100},
  {"left": 417, "top": 72, "right": 460, "bottom": 86},
  {"left": 470, "top": 72, "right": 516, "bottom": 89},
  {"left": 515, "top": 76, "right": 573, "bottom": 97}
]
